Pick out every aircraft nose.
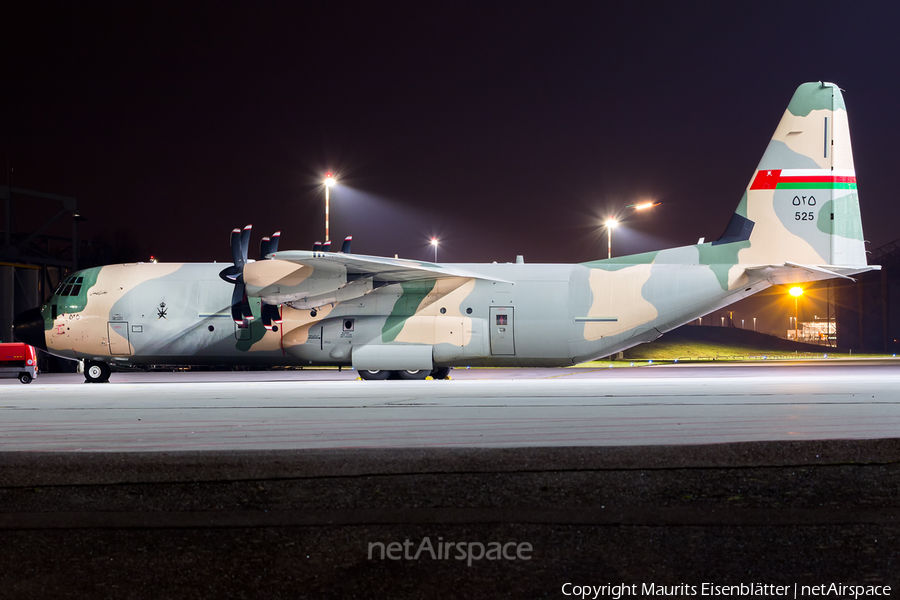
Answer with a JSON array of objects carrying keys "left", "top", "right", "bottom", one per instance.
[{"left": 13, "top": 308, "right": 47, "bottom": 351}]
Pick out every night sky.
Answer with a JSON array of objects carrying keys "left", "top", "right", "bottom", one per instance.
[{"left": 4, "top": 2, "right": 899, "bottom": 269}]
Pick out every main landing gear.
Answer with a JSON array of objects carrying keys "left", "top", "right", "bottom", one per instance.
[
  {"left": 358, "top": 367, "right": 452, "bottom": 381},
  {"left": 84, "top": 361, "right": 111, "bottom": 383}
]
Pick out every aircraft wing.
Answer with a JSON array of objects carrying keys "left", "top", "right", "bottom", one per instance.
[
  {"left": 269, "top": 251, "right": 511, "bottom": 283},
  {"left": 243, "top": 250, "right": 510, "bottom": 308}
]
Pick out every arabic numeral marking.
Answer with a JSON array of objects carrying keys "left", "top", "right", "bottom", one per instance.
[
  {"left": 792, "top": 195, "right": 817, "bottom": 206},
  {"left": 794, "top": 211, "right": 815, "bottom": 221}
]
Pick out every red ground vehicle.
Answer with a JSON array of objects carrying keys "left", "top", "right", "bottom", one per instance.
[{"left": 0, "top": 343, "right": 39, "bottom": 384}]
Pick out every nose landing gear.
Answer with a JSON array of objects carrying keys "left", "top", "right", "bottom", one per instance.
[{"left": 84, "top": 361, "right": 111, "bottom": 383}]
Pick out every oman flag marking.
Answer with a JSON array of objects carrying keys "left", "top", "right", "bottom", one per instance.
[{"left": 750, "top": 169, "right": 857, "bottom": 191}]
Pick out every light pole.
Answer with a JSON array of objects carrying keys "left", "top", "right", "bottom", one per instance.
[
  {"left": 323, "top": 172, "right": 336, "bottom": 243},
  {"left": 431, "top": 237, "right": 438, "bottom": 262},
  {"left": 789, "top": 287, "right": 803, "bottom": 342},
  {"left": 605, "top": 218, "right": 618, "bottom": 259},
  {"left": 604, "top": 200, "right": 658, "bottom": 259}
]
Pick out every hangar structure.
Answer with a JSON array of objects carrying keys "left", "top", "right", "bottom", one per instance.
[
  {"left": 836, "top": 237, "right": 900, "bottom": 353},
  {"left": 0, "top": 185, "right": 84, "bottom": 342}
]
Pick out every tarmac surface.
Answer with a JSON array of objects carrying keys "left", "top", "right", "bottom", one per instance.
[
  {"left": 1, "top": 360, "right": 899, "bottom": 451},
  {"left": 1, "top": 362, "right": 898, "bottom": 598}
]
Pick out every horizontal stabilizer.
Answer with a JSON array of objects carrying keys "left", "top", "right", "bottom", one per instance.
[{"left": 745, "top": 262, "right": 880, "bottom": 285}]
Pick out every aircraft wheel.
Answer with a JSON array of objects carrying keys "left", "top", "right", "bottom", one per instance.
[
  {"left": 85, "top": 361, "right": 111, "bottom": 383},
  {"left": 395, "top": 369, "right": 430, "bottom": 380},
  {"left": 18, "top": 373, "right": 32, "bottom": 384},
  {"left": 430, "top": 367, "right": 451, "bottom": 380},
  {"left": 358, "top": 369, "right": 391, "bottom": 381}
]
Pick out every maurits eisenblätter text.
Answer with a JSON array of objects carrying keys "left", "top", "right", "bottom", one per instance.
[{"left": 561, "top": 582, "right": 891, "bottom": 599}]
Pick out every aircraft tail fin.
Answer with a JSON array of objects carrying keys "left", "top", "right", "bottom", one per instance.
[{"left": 726, "top": 82, "right": 868, "bottom": 268}]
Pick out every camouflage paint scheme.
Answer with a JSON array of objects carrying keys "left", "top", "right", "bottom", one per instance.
[{"left": 24, "top": 83, "right": 878, "bottom": 377}]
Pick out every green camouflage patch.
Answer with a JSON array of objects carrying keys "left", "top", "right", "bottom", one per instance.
[
  {"left": 787, "top": 82, "right": 845, "bottom": 117},
  {"left": 382, "top": 280, "right": 437, "bottom": 343}
]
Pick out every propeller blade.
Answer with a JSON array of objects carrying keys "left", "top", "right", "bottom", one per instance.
[
  {"left": 261, "top": 304, "right": 273, "bottom": 330},
  {"left": 259, "top": 237, "right": 271, "bottom": 259},
  {"left": 241, "top": 292, "right": 254, "bottom": 322},
  {"left": 230, "top": 229, "right": 243, "bottom": 268},
  {"left": 322, "top": 240, "right": 331, "bottom": 253},
  {"left": 312, "top": 241, "right": 322, "bottom": 252},
  {"left": 269, "top": 231, "right": 281, "bottom": 254},
  {"left": 231, "top": 284, "right": 244, "bottom": 324},
  {"left": 218, "top": 264, "right": 241, "bottom": 283},
  {"left": 261, "top": 304, "right": 281, "bottom": 330},
  {"left": 239, "top": 224, "right": 252, "bottom": 263},
  {"left": 341, "top": 235, "right": 352, "bottom": 254},
  {"left": 226, "top": 226, "right": 255, "bottom": 327}
]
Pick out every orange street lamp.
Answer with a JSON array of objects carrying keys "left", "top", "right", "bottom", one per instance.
[{"left": 628, "top": 201, "right": 661, "bottom": 210}]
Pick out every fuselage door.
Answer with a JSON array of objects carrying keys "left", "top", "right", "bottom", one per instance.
[
  {"left": 489, "top": 307, "right": 515, "bottom": 355},
  {"left": 107, "top": 322, "right": 132, "bottom": 355}
]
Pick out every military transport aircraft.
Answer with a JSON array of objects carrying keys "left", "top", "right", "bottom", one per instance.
[{"left": 14, "top": 82, "right": 878, "bottom": 382}]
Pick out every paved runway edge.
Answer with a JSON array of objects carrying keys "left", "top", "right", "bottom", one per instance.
[{"left": 2, "top": 438, "right": 899, "bottom": 487}]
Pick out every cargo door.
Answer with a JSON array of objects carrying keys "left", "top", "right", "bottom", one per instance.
[
  {"left": 107, "top": 322, "right": 132, "bottom": 355},
  {"left": 489, "top": 307, "right": 515, "bottom": 355}
]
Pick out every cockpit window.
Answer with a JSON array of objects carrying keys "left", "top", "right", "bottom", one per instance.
[{"left": 57, "top": 276, "right": 85, "bottom": 297}]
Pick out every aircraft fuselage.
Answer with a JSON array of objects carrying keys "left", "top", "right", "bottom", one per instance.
[{"left": 32, "top": 253, "right": 772, "bottom": 369}]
